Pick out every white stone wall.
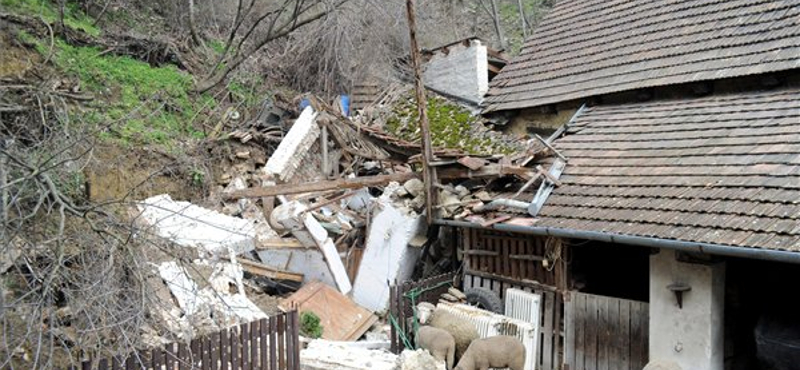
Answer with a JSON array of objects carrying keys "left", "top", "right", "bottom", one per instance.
[
  {"left": 649, "top": 249, "right": 725, "bottom": 370},
  {"left": 423, "top": 40, "right": 489, "bottom": 105}
]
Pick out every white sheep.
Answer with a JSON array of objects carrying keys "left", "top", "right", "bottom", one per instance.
[
  {"left": 454, "top": 335, "right": 526, "bottom": 370},
  {"left": 416, "top": 302, "right": 479, "bottom": 361},
  {"left": 415, "top": 325, "right": 455, "bottom": 370}
]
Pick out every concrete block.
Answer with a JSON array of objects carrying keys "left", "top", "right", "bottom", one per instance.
[
  {"left": 264, "top": 106, "right": 320, "bottom": 182},
  {"left": 137, "top": 194, "right": 256, "bottom": 256},
  {"left": 423, "top": 40, "right": 489, "bottom": 105},
  {"left": 352, "top": 188, "right": 424, "bottom": 313}
]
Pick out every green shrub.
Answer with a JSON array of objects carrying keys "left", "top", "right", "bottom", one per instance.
[{"left": 299, "top": 311, "right": 324, "bottom": 339}]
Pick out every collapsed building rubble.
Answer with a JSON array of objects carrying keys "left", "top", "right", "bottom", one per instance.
[{"left": 128, "top": 81, "right": 559, "bottom": 368}]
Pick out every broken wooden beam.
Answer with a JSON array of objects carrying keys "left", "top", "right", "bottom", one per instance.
[
  {"left": 223, "top": 257, "right": 305, "bottom": 282},
  {"left": 437, "top": 164, "right": 535, "bottom": 180},
  {"left": 256, "top": 238, "right": 306, "bottom": 249},
  {"left": 224, "top": 172, "right": 420, "bottom": 199}
]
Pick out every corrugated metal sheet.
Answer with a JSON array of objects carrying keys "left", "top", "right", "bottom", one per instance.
[
  {"left": 484, "top": 0, "right": 800, "bottom": 111},
  {"left": 535, "top": 88, "right": 800, "bottom": 252}
]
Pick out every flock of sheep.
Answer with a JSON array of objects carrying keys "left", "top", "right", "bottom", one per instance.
[{"left": 414, "top": 302, "right": 526, "bottom": 370}]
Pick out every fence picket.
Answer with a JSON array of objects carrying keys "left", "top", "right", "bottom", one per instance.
[{"left": 277, "top": 314, "right": 286, "bottom": 370}]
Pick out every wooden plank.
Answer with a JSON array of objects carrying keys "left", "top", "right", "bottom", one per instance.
[
  {"left": 575, "top": 293, "right": 586, "bottom": 370},
  {"left": 554, "top": 293, "right": 563, "bottom": 368},
  {"left": 191, "top": 339, "right": 200, "bottom": 370},
  {"left": 112, "top": 357, "right": 121, "bottom": 370},
  {"left": 542, "top": 291, "right": 554, "bottom": 370},
  {"left": 502, "top": 237, "right": 511, "bottom": 277},
  {"left": 231, "top": 327, "right": 240, "bottom": 370},
  {"left": 222, "top": 257, "right": 304, "bottom": 282},
  {"left": 270, "top": 317, "right": 278, "bottom": 370},
  {"left": 251, "top": 321, "right": 260, "bottom": 370},
  {"left": 278, "top": 314, "right": 286, "bottom": 370},
  {"left": 280, "top": 281, "right": 378, "bottom": 341},
  {"left": 203, "top": 335, "right": 212, "bottom": 370},
  {"left": 620, "top": 300, "right": 631, "bottom": 370},
  {"left": 241, "top": 323, "right": 250, "bottom": 370},
  {"left": 179, "top": 342, "right": 188, "bottom": 370},
  {"left": 152, "top": 345, "right": 163, "bottom": 370},
  {"left": 164, "top": 343, "right": 176, "bottom": 370},
  {"left": 225, "top": 172, "right": 419, "bottom": 199},
  {"left": 639, "top": 302, "right": 649, "bottom": 370},
  {"left": 461, "top": 250, "right": 499, "bottom": 256},
  {"left": 256, "top": 239, "right": 305, "bottom": 250},
  {"left": 98, "top": 358, "right": 109, "bottom": 370},
  {"left": 293, "top": 311, "right": 302, "bottom": 370},
  {"left": 463, "top": 228, "right": 472, "bottom": 271},
  {"left": 125, "top": 355, "right": 135, "bottom": 370},
  {"left": 598, "top": 297, "right": 608, "bottom": 370},
  {"left": 285, "top": 314, "right": 295, "bottom": 370},
  {"left": 608, "top": 298, "right": 621, "bottom": 370},
  {"left": 220, "top": 330, "right": 229, "bottom": 370},
  {"left": 260, "top": 319, "right": 268, "bottom": 370},
  {"left": 564, "top": 294, "right": 574, "bottom": 370},
  {"left": 629, "top": 303, "right": 643, "bottom": 370},
  {"left": 585, "top": 295, "right": 597, "bottom": 370}
]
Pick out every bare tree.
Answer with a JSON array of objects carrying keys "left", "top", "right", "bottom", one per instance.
[{"left": 195, "top": 0, "right": 352, "bottom": 93}]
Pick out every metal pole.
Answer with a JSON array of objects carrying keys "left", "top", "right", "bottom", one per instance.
[{"left": 406, "top": 0, "right": 438, "bottom": 224}]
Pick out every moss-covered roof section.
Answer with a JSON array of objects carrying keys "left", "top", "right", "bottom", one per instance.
[{"left": 383, "top": 93, "right": 520, "bottom": 156}]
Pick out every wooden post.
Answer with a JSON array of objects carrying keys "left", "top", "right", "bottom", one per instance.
[{"left": 405, "top": 0, "right": 438, "bottom": 225}]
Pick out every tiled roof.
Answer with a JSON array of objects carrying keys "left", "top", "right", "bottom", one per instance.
[
  {"left": 483, "top": 0, "right": 800, "bottom": 112},
  {"left": 535, "top": 88, "right": 800, "bottom": 251}
]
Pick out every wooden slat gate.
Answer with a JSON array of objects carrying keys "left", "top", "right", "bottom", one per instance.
[
  {"left": 67, "top": 310, "right": 300, "bottom": 370},
  {"left": 563, "top": 292, "right": 648, "bottom": 370}
]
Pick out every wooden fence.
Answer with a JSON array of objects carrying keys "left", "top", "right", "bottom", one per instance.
[
  {"left": 464, "top": 271, "right": 563, "bottom": 370},
  {"left": 69, "top": 310, "right": 300, "bottom": 370},
  {"left": 564, "top": 292, "right": 649, "bottom": 370},
  {"left": 388, "top": 272, "right": 458, "bottom": 354}
]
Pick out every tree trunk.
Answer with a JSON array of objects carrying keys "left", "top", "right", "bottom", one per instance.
[
  {"left": 188, "top": 0, "right": 204, "bottom": 47},
  {"left": 490, "top": 0, "right": 506, "bottom": 49},
  {"left": 517, "top": 0, "right": 529, "bottom": 38}
]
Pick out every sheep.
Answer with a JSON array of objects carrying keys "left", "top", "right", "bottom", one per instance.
[
  {"left": 416, "top": 302, "right": 479, "bottom": 361},
  {"left": 415, "top": 325, "right": 455, "bottom": 370},
  {"left": 454, "top": 335, "right": 526, "bottom": 370}
]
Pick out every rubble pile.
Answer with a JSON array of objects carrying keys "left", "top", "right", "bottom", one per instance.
[{"left": 129, "top": 85, "right": 557, "bottom": 368}]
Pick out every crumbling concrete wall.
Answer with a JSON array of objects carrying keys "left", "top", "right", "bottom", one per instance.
[
  {"left": 137, "top": 194, "right": 257, "bottom": 256},
  {"left": 352, "top": 184, "right": 424, "bottom": 313},
  {"left": 264, "top": 106, "right": 320, "bottom": 182},
  {"left": 423, "top": 40, "right": 489, "bottom": 105}
]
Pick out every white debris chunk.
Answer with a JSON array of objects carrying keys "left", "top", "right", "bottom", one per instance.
[
  {"left": 137, "top": 194, "right": 256, "bottom": 256},
  {"left": 400, "top": 349, "right": 446, "bottom": 370},
  {"left": 271, "top": 201, "right": 352, "bottom": 294},
  {"left": 264, "top": 106, "right": 320, "bottom": 182},
  {"left": 156, "top": 259, "right": 267, "bottom": 340},
  {"left": 352, "top": 183, "right": 424, "bottom": 313},
  {"left": 301, "top": 339, "right": 399, "bottom": 370}
]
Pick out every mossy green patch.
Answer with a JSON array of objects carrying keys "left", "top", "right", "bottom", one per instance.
[
  {"left": 2, "top": 0, "right": 101, "bottom": 36},
  {"left": 48, "top": 39, "right": 210, "bottom": 147},
  {"left": 385, "top": 94, "right": 517, "bottom": 155}
]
